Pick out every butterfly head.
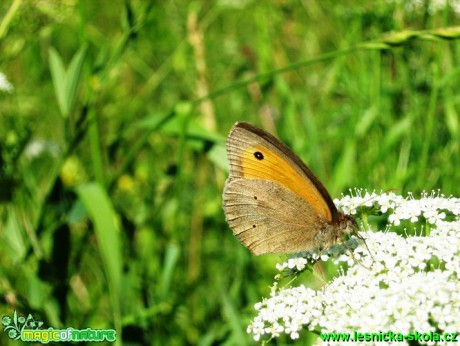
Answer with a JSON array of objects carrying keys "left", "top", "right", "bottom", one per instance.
[
  {"left": 337, "top": 213, "right": 375, "bottom": 266},
  {"left": 342, "top": 214, "right": 358, "bottom": 234},
  {"left": 333, "top": 213, "right": 359, "bottom": 243}
]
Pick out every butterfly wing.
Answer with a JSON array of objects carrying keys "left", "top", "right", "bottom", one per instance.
[
  {"left": 225, "top": 122, "right": 338, "bottom": 222},
  {"left": 223, "top": 178, "right": 325, "bottom": 254}
]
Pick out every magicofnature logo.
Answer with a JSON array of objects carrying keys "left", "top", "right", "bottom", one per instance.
[{"left": 2, "top": 310, "right": 116, "bottom": 343}]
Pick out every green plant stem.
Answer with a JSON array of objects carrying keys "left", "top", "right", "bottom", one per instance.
[{"left": 0, "top": 0, "right": 23, "bottom": 40}]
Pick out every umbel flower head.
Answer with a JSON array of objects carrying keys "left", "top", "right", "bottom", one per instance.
[{"left": 247, "top": 190, "right": 460, "bottom": 345}]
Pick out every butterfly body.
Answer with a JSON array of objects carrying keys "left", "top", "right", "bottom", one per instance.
[{"left": 223, "top": 122, "right": 356, "bottom": 255}]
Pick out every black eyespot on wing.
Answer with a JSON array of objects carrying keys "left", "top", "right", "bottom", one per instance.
[
  {"left": 254, "top": 151, "right": 264, "bottom": 160},
  {"left": 254, "top": 196, "right": 257, "bottom": 200},
  {"left": 252, "top": 224, "right": 256, "bottom": 228}
]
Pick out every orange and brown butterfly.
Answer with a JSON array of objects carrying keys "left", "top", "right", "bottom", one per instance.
[{"left": 223, "top": 122, "right": 357, "bottom": 255}]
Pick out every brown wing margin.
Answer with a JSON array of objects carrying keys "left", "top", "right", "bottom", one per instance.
[{"left": 233, "top": 122, "right": 340, "bottom": 222}]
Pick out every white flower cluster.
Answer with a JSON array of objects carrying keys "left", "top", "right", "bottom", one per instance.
[
  {"left": 0, "top": 72, "right": 14, "bottom": 93},
  {"left": 335, "top": 189, "right": 460, "bottom": 226},
  {"left": 23, "top": 139, "right": 61, "bottom": 159},
  {"left": 247, "top": 191, "right": 460, "bottom": 345}
]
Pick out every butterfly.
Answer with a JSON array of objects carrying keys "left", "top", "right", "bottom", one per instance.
[{"left": 223, "top": 122, "right": 357, "bottom": 255}]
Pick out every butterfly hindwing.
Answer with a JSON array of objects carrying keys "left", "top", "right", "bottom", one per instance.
[{"left": 223, "top": 178, "right": 325, "bottom": 255}]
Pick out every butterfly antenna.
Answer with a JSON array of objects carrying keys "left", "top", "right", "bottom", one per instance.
[
  {"left": 356, "top": 232, "right": 375, "bottom": 262},
  {"left": 342, "top": 238, "right": 373, "bottom": 270},
  {"left": 345, "top": 190, "right": 391, "bottom": 265},
  {"left": 357, "top": 188, "right": 396, "bottom": 207}
]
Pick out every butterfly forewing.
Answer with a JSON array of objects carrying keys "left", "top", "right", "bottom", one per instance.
[{"left": 226, "top": 122, "right": 337, "bottom": 222}]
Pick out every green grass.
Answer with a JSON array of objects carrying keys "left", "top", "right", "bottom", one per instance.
[{"left": 0, "top": 1, "right": 459, "bottom": 345}]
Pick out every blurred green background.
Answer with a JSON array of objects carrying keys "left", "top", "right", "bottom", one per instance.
[{"left": 1, "top": 0, "right": 459, "bottom": 345}]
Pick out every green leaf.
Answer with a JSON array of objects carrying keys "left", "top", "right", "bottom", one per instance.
[
  {"left": 76, "top": 182, "right": 122, "bottom": 338},
  {"left": 65, "top": 46, "right": 87, "bottom": 117},
  {"left": 221, "top": 292, "right": 246, "bottom": 344},
  {"left": 2, "top": 209, "right": 27, "bottom": 262},
  {"left": 207, "top": 143, "right": 228, "bottom": 171},
  {"left": 48, "top": 46, "right": 87, "bottom": 118},
  {"left": 331, "top": 140, "right": 356, "bottom": 194},
  {"left": 49, "top": 48, "right": 68, "bottom": 116},
  {"left": 384, "top": 116, "right": 413, "bottom": 150},
  {"left": 160, "top": 243, "right": 180, "bottom": 298}
]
